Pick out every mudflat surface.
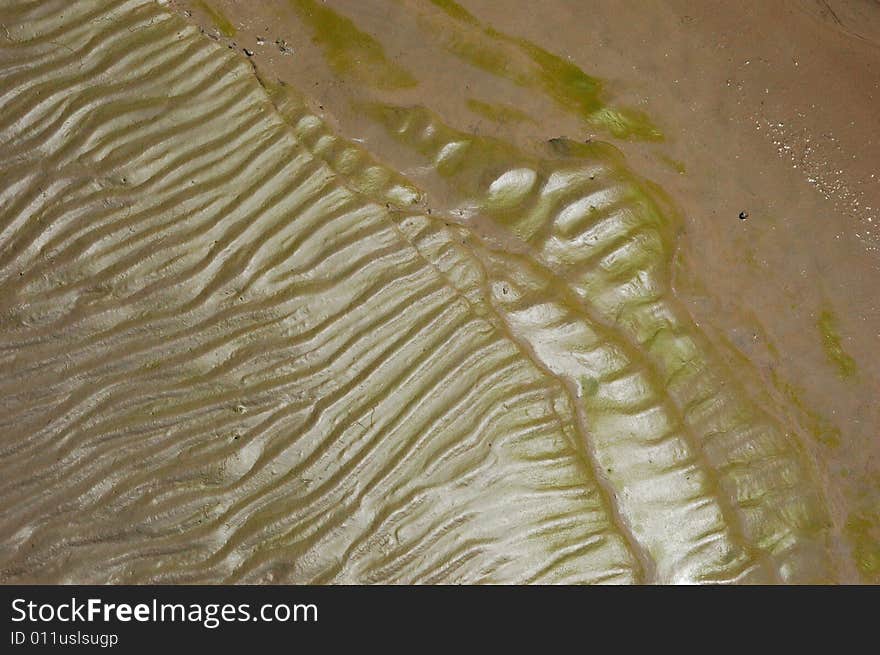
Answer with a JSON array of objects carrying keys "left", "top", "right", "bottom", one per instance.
[
  {"left": 1, "top": 0, "right": 877, "bottom": 582},
  {"left": 173, "top": 0, "right": 880, "bottom": 582}
]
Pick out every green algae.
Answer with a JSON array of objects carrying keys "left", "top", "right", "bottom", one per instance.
[
  {"left": 772, "top": 373, "right": 842, "bottom": 448},
  {"left": 659, "top": 154, "right": 686, "bottom": 175},
  {"left": 587, "top": 107, "right": 662, "bottom": 142},
  {"left": 514, "top": 42, "right": 662, "bottom": 141},
  {"left": 420, "top": 0, "right": 662, "bottom": 141},
  {"left": 846, "top": 509, "right": 880, "bottom": 580},
  {"left": 545, "top": 136, "right": 625, "bottom": 162},
  {"left": 466, "top": 98, "right": 536, "bottom": 125},
  {"left": 428, "top": 0, "right": 480, "bottom": 25},
  {"left": 743, "top": 247, "right": 760, "bottom": 270},
  {"left": 289, "top": 0, "right": 417, "bottom": 90},
  {"left": 580, "top": 375, "right": 600, "bottom": 397},
  {"left": 817, "top": 309, "right": 858, "bottom": 379},
  {"left": 511, "top": 35, "right": 604, "bottom": 115},
  {"left": 196, "top": 0, "right": 236, "bottom": 37}
]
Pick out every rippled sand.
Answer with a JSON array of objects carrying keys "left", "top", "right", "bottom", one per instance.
[{"left": 0, "top": 0, "right": 877, "bottom": 583}]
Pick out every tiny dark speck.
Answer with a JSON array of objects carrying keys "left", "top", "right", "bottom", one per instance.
[{"left": 739, "top": 211, "right": 749, "bottom": 220}]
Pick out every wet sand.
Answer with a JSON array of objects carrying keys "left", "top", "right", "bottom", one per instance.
[
  {"left": 1, "top": 0, "right": 877, "bottom": 582},
  {"left": 166, "top": 0, "right": 880, "bottom": 582}
]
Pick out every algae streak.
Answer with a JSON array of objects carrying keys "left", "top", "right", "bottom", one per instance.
[
  {"left": 289, "top": 0, "right": 417, "bottom": 90},
  {"left": 429, "top": 0, "right": 480, "bottom": 25},
  {"left": 467, "top": 98, "right": 536, "bottom": 125},
  {"left": 772, "top": 372, "right": 842, "bottom": 448},
  {"left": 422, "top": 0, "right": 662, "bottom": 141},
  {"left": 818, "top": 309, "right": 858, "bottom": 379},
  {"left": 659, "top": 154, "right": 687, "bottom": 175},
  {"left": 846, "top": 507, "right": 880, "bottom": 581}
]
